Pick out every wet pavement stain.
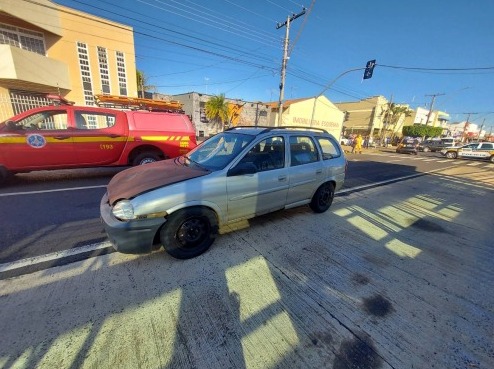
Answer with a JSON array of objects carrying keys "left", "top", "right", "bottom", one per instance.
[
  {"left": 333, "top": 336, "right": 382, "bottom": 369},
  {"left": 352, "top": 273, "right": 370, "bottom": 286},
  {"left": 309, "top": 331, "right": 333, "bottom": 347},
  {"left": 363, "top": 295, "right": 394, "bottom": 317},
  {"left": 411, "top": 218, "right": 447, "bottom": 233}
]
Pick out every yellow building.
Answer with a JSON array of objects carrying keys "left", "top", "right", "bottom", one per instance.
[
  {"left": 0, "top": 0, "right": 137, "bottom": 120},
  {"left": 335, "top": 96, "right": 389, "bottom": 137},
  {"left": 268, "top": 96, "right": 344, "bottom": 139}
]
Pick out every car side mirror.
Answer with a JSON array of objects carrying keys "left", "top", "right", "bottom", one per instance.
[
  {"left": 6, "top": 120, "right": 22, "bottom": 131},
  {"left": 227, "top": 162, "right": 258, "bottom": 176}
]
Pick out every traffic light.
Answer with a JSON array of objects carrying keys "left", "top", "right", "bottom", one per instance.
[{"left": 363, "top": 59, "right": 376, "bottom": 80}]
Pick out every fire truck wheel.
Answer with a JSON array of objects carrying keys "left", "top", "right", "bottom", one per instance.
[
  {"left": 132, "top": 152, "right": 161, "bottom": 166},
  {"left": 0, "top": 167, "right": 10, "bottom": 185}
]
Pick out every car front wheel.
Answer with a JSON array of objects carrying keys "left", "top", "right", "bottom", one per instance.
[
  {"left": 489, "top": 155, "right": 494, "bottom": 163},
  {"left": 309, "top": 182, "right": 335, "bottom": 213},
  {"left": 445, "top": 151, "right": 457, "bottom": 159},
  {"left": 160, "top": 207, "right": 218, "bottom": 259}
]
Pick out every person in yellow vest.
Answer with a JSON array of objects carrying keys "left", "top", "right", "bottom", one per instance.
[{"left": 354, "top": 134, "right": 363, "bottom": 154}]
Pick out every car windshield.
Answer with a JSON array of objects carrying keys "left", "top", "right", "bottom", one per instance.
[{"left": 185, "top": 132, "right": 255, "bottom": 171}]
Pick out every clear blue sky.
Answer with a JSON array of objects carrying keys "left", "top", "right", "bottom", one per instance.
[{"left": 54, "top": 0, "right": 494, "bottom": 130}]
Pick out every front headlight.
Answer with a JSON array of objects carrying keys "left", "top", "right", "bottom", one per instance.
[{"left": 112, "top": 200, "right": 135, "bottom": 220}]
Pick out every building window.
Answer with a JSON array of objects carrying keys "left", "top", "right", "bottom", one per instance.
[
  {"left": 97, "top": 46, "right": 111, "bottom": 94},
  {"left": 0, "top": 23, "right": 46, "bottom": 55},
  {"left": 199, "top": 102, "right": 209, "bottom": 123},
  {"left": 77, "top": 42, "right": 94, "bottom": 105},
  {"left": 9, "top": 90, "right": 51, "bottom": 115},
  {"left": 116, "top": 51, "right": 127, "bottom": 96}
]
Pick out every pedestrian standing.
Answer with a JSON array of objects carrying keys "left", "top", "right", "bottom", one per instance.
[{"left": 354, "top": 134, "right": 363, "bottom": 154}]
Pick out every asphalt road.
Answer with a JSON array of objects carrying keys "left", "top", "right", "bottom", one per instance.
[
  {"left": 0, "top": 149, "right": 492, "bottom": 277},
  {"left": 1, "top": 152, "right": 493, "bottom": 369}
]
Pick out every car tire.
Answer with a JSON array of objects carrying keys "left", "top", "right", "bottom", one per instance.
[
  {"left": 0, "top": 166, "right": 10, "bottom": 185},
  {"left": 160, "top": 207, "right": 218, "bottom": 259},
  {"left": 423, "top": 147, "right": 430, "bottom": 153},
  {"left": 132, "top": 152, "right": 161, "bottom": 166},
  {"left": 309, "top": 182, "right": 335, "bottom": 213},
  {"left": 489, "top": 155, "right": 494, "bottom": 163},
  {"left": 446, "top": 151, "right": 457, "bottom": 159}
]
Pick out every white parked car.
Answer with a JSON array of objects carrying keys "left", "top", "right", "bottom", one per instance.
[
  {"left": 441, "top": 142, "right": 494, "bottom": 162},
  {"left": 101, "top": 126, "right": 347, "bottom": 259}
]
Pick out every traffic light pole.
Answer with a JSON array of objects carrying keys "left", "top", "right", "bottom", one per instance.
[{"left": 310, "top": 67, "right": 365, "bottom": 126}]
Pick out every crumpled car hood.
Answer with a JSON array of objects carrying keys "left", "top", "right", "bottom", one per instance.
[{"left": 107, "top": 157, "right": 209, "bottom": 205}]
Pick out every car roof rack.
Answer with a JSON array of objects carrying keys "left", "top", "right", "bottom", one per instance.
[
  {"left": 94, "top": 94, "right": 184, "bottom": 113},
  {"left": 226, "top": 126, "right": 329, "bottom": 134}
]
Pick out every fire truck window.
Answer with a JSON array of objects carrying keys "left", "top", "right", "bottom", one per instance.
[
  {"left": 16, "top": 111, "right": 68, "bottom": 130},
  {"left": 75, "top": 111, "right": 116, "bottom": 129}
]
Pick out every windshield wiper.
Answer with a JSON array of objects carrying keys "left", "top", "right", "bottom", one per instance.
[{"left": 183, "top": 155, "right": 207, "bottom": 170}]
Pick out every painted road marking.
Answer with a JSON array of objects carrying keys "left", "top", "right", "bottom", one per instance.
[
  {"left": 0, "top": 185, "right": 107, "bottom": 197},
  {"left": 0, "top": 241, "right": 113, "bottom": 273}
]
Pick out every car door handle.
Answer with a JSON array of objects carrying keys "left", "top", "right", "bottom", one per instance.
[
  {"left": 316, "top": 169, "right": 322, "bottom": 174},
  {"left": 107, "top": 134, "right": 120, "bottom": 138},
  {"left": 54, "top": 136, "right": 70, "bottom": 140},
  {"left": 278, "top": 175, "right": 287, "bottom": 181}
]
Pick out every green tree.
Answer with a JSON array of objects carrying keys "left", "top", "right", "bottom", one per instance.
[
  {"left": 205, "top": 94, "right": 229, "bottom": 131},
  {"left": 402, "top": 125, "right": 443, "bottom": 137},
  {"left": 382, "top": 103, "right": 413, "bottom": 135}
]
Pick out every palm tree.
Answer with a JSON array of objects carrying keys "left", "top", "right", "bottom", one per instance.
[
  {"left": 136, "top": 70, "right": 156, "bottom": 98},
  {"left": 205, "top": 94, "right": 228, "bottom": 131},
  {"left": 382, "top": 103, "right": 413, "bottom": 139}
]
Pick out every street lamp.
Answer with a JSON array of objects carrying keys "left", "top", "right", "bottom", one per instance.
[{"left": 310, "top": 67, "right": 365, "bottom": 127}]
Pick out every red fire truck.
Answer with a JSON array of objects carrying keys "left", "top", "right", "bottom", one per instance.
[{"left": 0, "top": 94, "right": 197, "bottom": 183}]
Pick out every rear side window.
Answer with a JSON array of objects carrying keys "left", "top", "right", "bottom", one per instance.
[
  {"left": 480, "top": 143, "right": 494, "bottom": 150},
  {"left": 75, "top": 111, "right": 116, "bottom": 129},
  {"left": 289, "top": 136, "right": 319, "bottom": 166},
  {"left": 316, "top": 136, "right": 341, "bottom": 160}
]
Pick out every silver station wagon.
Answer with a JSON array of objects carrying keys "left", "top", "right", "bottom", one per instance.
[{"left": 100, "top": 126, "right": 347, "bottom": 259}]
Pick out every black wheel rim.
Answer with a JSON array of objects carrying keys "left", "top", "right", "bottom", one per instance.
[
  {"left": 176, "top": 217, "right": 210, "bottom": 248},
  {"left": 318, "top": 186, "right": 333, "bottom": 207}
]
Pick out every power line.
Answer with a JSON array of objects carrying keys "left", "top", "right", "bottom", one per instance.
[{"left": 378, "top": 64, "right": 494, "bottom": 72}]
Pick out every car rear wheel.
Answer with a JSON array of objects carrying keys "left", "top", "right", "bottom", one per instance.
[
  {"left": 0, "top": 166, "right": 11, "bottom": 185},
  {"left": 422, "top": 146, "right": 430, "bottom": 153},
  {"left": 160, "top": 207, "right": 218, "bottom": 259},
  {"left": 309, "top": 182, "right": 335, "bottom": 213},
  {"left": 132, "top": 152, "right": 161, "bottom": 166},
  {"left": 446, "top": 151, "right": 457, "bottom": 159}
]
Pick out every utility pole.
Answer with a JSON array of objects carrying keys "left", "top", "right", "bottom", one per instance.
[
  {"left": 424, "top": 93, "right": 445, "bottom": 126},
  {"left": 478, "top": 118, "right": 485, "bottom": 140},
  {"left": 276, "top": 8, "right": 306, "bottom": 127},
  {"left": 461, "top": 112, "right": 477, "bottom": 142}
]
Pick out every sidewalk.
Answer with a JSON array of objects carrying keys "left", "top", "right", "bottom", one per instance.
[{"left": 1, "top": 172, "right": 493, "bottom": 369}]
